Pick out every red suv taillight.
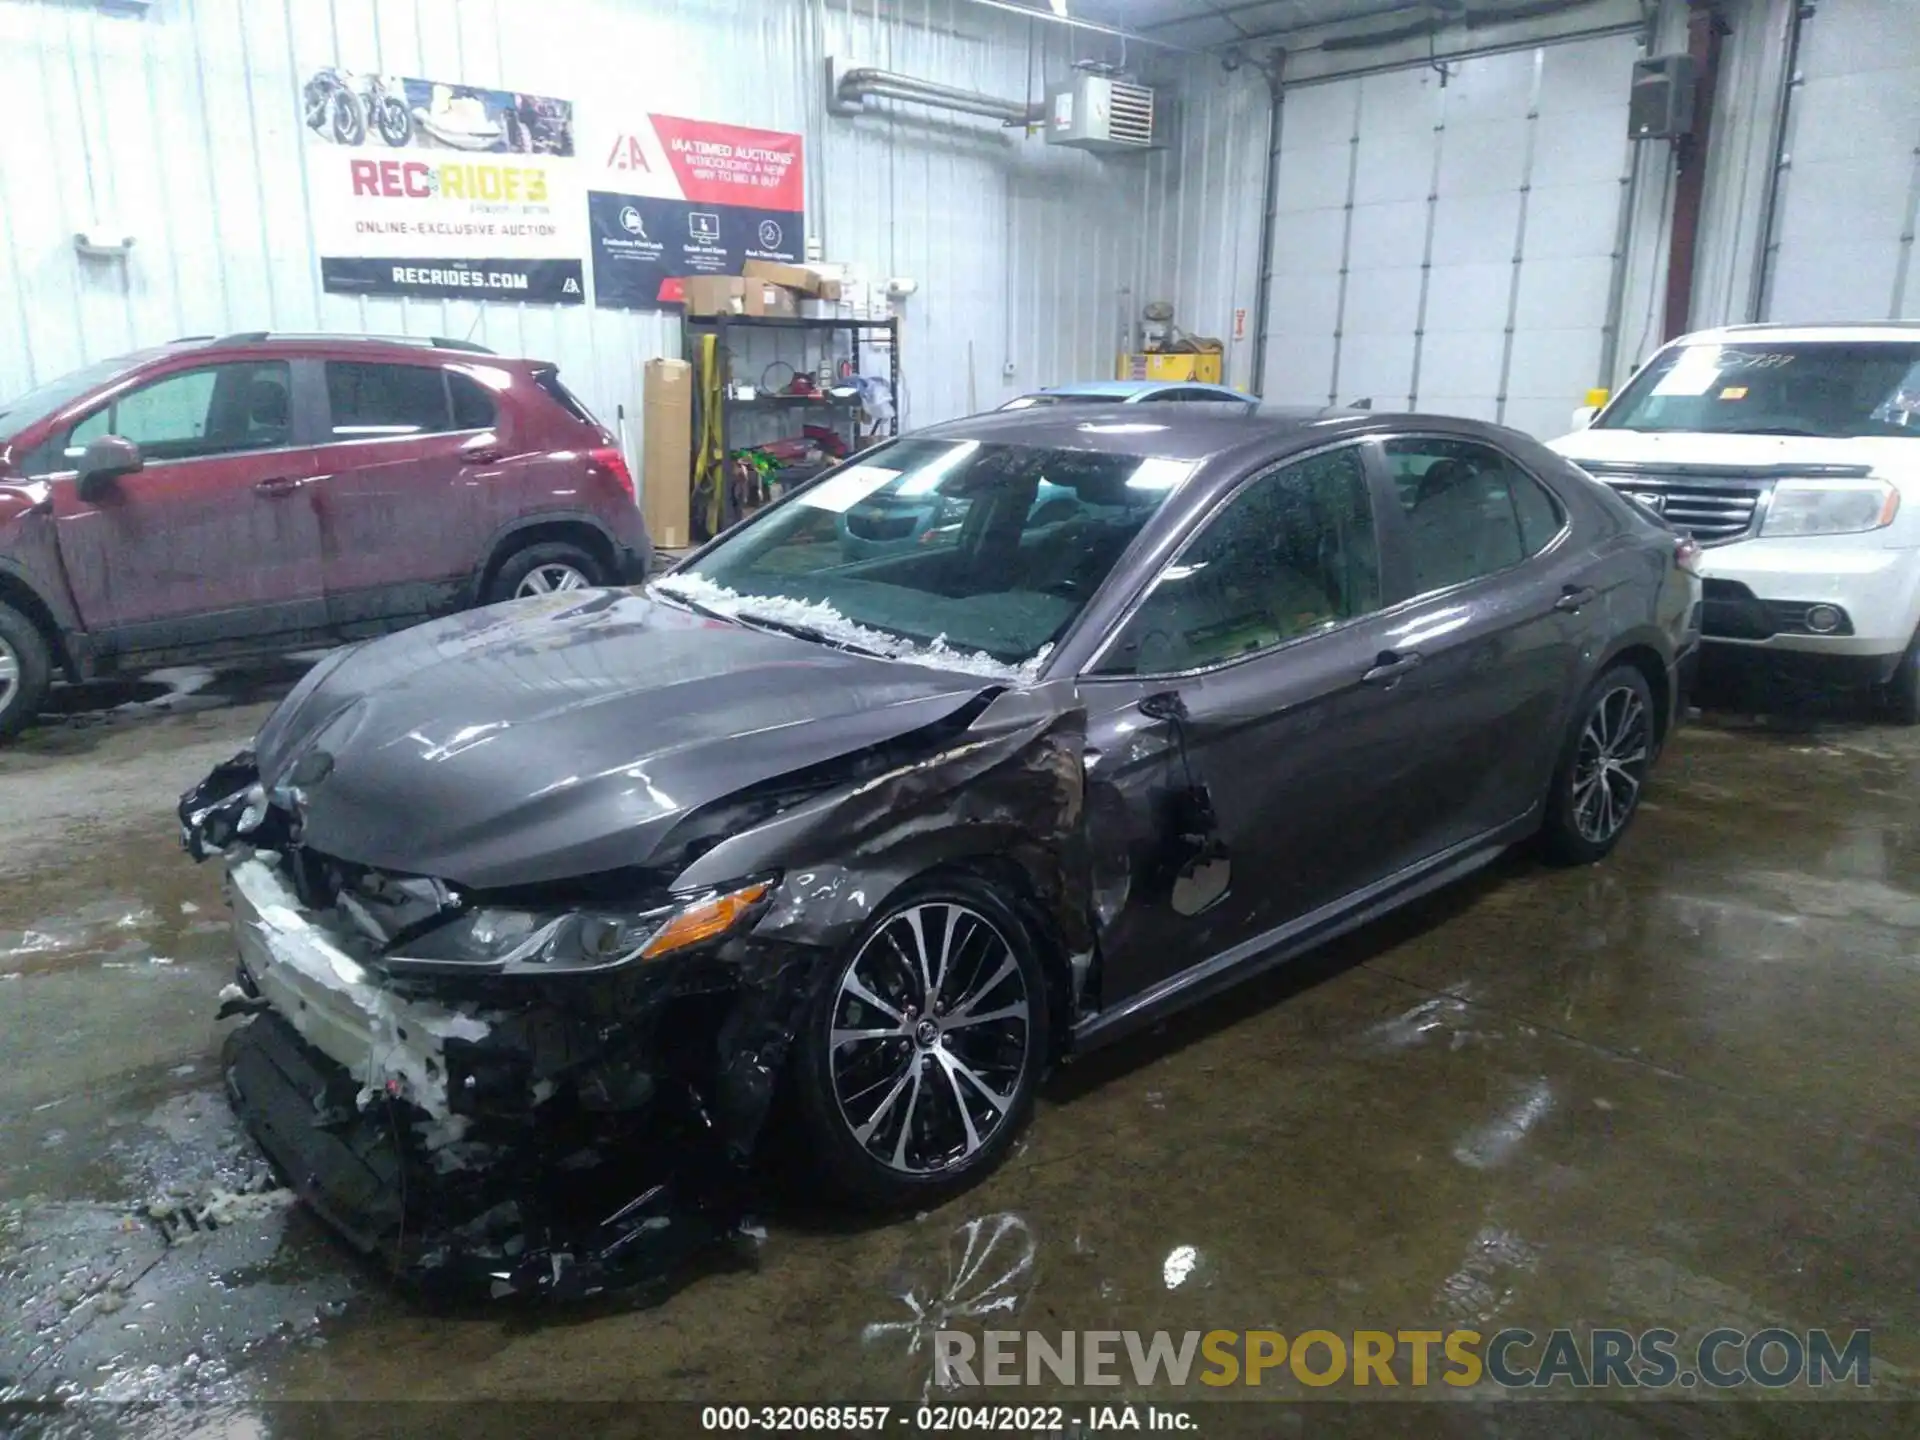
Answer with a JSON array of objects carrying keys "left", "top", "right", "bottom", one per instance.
[
  {"left": 590, "top": 445, "right": 635, "bottom": 502},
  {"left": 1674, "top": 534, "right": 1703, "bottom": 575}
]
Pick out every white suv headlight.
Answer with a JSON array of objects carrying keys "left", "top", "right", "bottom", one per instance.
[{"left": 1760, "top": 479, "right": 1899, "bottom": 538}]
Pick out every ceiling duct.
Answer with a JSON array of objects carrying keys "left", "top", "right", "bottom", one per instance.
[{"left": 827, "top": 59, "right": 1040, "bottom": 126}]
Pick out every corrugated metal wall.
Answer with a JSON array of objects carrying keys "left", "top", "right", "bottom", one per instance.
[
  {"left": 0, "top": 0, "right": 1267, "bottom": 451},
  {"left": 1759, "top": 0, "right": 1920, "bottom": 321}
]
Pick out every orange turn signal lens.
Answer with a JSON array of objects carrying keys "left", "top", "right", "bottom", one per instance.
[{"left": 638, "top": 881, "right": 772, "bottom": 960}]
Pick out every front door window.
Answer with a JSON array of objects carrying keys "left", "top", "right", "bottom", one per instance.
[
  {"left": 1095, "top": 445, "right": 1382, "bottom": 675},
  {"left": 61, "top": 362, "right": 292, "bottom": 466}
]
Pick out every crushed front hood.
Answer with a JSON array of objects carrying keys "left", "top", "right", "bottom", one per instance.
[{"left": 253, "top": 590, "right": 997, "bottom": 886}]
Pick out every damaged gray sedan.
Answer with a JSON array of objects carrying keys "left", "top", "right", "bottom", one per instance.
[{"left": 180, "top": 404, "right": 1699, "bottom": 1296}]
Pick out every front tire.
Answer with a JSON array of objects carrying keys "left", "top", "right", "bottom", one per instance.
[
  {"left": 329, "top": 91, "right": 367, "bottom": 146},
  {"left": 375, "top": 97, "right": 412, "bottom": 147},
  {"left": 796, "top": 876, "right": 1048, "bottom": 1207},
  {"left": 0, "top": 601, "right": 52, "bottom": 741},
  {"left": 1540, "top": 664, "right": 1656, "bottom": 865}
]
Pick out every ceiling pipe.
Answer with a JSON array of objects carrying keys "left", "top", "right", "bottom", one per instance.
[
  {"left": 954, "top": 0, "right": 1209, "bottom": 54},
  {"left": 832, "top": 65, "right": 1041, "bottom": 125}
]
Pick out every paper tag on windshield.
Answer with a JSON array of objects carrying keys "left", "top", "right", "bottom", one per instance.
[
  {"left": 799, "top": 464, "right": 902, "bottom": 513},
  {"left": 1719, "top": 386, "right": 1749, "bottom": 400}
]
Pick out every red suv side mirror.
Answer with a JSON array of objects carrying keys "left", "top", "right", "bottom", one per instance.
[{"left": 76, "top": 435, "right": 144, "bottom": 501}]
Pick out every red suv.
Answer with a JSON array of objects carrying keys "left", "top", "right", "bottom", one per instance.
[{"left": 0, "top": 333, "right": 650, "bottom": 736}]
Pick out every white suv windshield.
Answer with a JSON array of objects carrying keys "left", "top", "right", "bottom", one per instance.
[
  {"left": 1599, "top": 342, "right": 1920, "bottom": 438},
  {"left": 655, "top": 438, "right": 1197, "bottom": 679}
]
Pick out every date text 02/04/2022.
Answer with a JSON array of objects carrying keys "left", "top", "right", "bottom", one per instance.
[{"left": 699, "top": 1406, "right": 1194, "bottom": 1432}]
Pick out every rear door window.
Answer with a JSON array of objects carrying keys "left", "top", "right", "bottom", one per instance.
[
  {"left": 1383, "top": 438, "right": 1563, "bottom": 596},
  {"left": 449, "top": 372, "right": 498, "bottom": 430},
  {"left": 325, "top": 362, "right": 452, "bottom": 439}
]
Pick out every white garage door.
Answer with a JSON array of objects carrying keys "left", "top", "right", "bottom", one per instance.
[
  {"left": 1261, "top": 34, "right": 1640, "bottom": 438},
  {"left": 1763, "top": 0, "right": 1920, "bottom": 321}
]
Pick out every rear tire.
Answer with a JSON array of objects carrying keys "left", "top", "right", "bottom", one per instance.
[
  {"left": 1539, "top": 664, "right": 1656, "bottom": 866},
  {"left": 1872, "top": 629, "right": 1920, "bottom": 726},
  {"left": 483, "top": 541, "right": 605, "bottom": 604},
  {"left": 0, "top": 601, "right": 52, "bottom": 741},
  {"left": 795, "top": 875, "right": 1048, "bottom": 1208}
]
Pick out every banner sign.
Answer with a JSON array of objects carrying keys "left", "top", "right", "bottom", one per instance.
[
  {"left": 300, "top": 67, "right": 586, "bottom": 305},
  {"left": 587, "top": 115, "right": 805, "bottom": 309}
]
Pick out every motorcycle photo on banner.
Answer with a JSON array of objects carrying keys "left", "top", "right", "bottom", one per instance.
[{"left": 300, "top": 66, "right": 587, "bottom": 305}]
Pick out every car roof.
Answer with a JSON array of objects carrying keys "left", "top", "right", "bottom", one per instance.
[
  {"left": 912, "top": 401, "right": 1518, "bottom": 469},
  {"left": 1679, "top": 321, "right": 1920, "bottom": 346},
  {"left": 1035, "top": 379, "right": 1244, "bottom": 400},
  {"left": 185, "top": 332, "right": 516, "bottom": 362}
]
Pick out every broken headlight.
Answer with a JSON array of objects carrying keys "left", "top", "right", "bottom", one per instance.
[{"left": 385, "top": 879, "right": 774, "bottom": 977}]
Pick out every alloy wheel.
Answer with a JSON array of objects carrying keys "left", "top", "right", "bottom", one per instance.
[
  {"left": 829, "top": 902, "right": 1032, "bottom": 1176},
  {"left": 1570, "top": 685, "right": 1650, "bottom": 844},
  {"left": 515, "top": 563, "right": 591, "bottom": 597},
  {"left": 0, "top": 634, "right": 18, "bottom": 715}
]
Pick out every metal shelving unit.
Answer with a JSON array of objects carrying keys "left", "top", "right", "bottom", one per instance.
[{"left": 683, "top": 313, "right": 900, "bottom": 536}]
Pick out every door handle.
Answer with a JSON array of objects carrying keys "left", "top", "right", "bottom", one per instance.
[
  {"left": 1362, "top": 650, "right": 1423, "bottom": 685},
  {"left": 1554, "top": 585, "right": 1599, "bottom": 613},
  {"left": 254, "top": 477, "right": 301, "bottom": 497}
]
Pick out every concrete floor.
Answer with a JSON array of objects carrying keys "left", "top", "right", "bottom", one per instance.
[{"left": 1, "top": 667, "right": 1915, "bottom": 1428}]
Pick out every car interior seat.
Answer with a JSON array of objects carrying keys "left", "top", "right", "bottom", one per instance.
[
  {"left": 247, "top": 377, "right": 291, "bottom": 443},
  {"left": 1406, "top": 455, "right": 1520, "bottom": 591}
]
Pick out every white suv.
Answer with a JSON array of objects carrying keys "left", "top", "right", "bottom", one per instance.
[{"left": 1550, "top": 323, "right": 1920, "bottom": 721}]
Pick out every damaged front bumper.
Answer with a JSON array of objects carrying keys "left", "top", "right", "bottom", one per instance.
[
  {"left": 225, "top": 853, "right": 487, "bottom": 1122},
  {"left": 191, "top": 828, "right": 801, "bottom": 1299}
]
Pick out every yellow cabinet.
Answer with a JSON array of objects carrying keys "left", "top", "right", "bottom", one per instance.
[{"left": 1116, "top": 352, "right": 1224, "bottom": 385}]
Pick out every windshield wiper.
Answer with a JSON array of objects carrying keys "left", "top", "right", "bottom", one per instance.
[
  {"left": 651, "top": 587, "right": 733, "bottom": 624},
  {"left": 1743, "top": 425, "right": 1825, "bottom": 437},
  {"left": 733, "top": 611, "right": 895, "bottom": 659}
]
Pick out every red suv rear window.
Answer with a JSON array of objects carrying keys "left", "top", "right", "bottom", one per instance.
[{"left": 533, "top": 369, "right": 599, "bottom": 426}]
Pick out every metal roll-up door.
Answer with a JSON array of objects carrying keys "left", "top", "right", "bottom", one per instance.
[
  {"left": 1762, "top": 0, "right": 1920, "bottom": 321},
  {"left": 1261, "top": 33, "right": 1640, "bottom": 437}
]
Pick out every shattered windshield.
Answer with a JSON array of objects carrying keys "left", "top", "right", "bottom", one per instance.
[
  {"left": 656, "top": 438, "right": 1199, "bottom": 679},
  {"left": 1599, "top": 342, "right": 1920, "bottom": 437}
]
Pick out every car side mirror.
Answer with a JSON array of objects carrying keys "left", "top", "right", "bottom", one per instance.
[
  {"left": 1569, "top": 405, "right": 1598, "bottom": 431},
  {"left": 76, "top": 435, "right": 143, "bottom": 501}
]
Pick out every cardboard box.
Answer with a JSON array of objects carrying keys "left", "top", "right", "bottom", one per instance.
[
  {"left": 744, "top": 259, "right": 826, "bottom": 296},
  {"left": 682, "top": 274, "right": 799, "bottom": 319},
  {"left": 682, "top": 275, "right": 746, "bottom": 317},
  {"left": 748, "top": 282, "right": 799, "bottom": 319},
  {"left": 642, "top": 358, "right": 693, "bottom": 550}
]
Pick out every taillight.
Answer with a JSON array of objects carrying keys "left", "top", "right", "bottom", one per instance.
[
  {"left": 1674, "top": 534, "right": 1703, "bottom": 576},
  {"left": 589, "top": 445, "right": 635, "bottom": 501}
]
